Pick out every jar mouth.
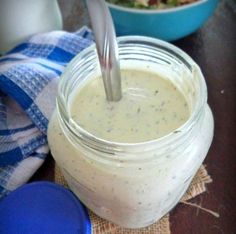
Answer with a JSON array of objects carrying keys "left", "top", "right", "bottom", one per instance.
[{"left": 57, "top": 36, "right": 207, "bottom": 153}]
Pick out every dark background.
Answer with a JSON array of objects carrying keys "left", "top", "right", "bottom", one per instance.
[{"left": 32, "top": 0, "right": 236, "bottom": 233}]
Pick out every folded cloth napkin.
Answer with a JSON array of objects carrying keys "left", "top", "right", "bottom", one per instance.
[{"left": 0, "top": 26, "right": 93, "bottom": 198}]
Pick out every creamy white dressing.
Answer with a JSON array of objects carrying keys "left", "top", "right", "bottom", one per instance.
[
  {"left": 48, "top": 67, "right": 214, "bottom": 228},
  {"left": 70, "top": 69, "right": 189, "bottom": 143}
]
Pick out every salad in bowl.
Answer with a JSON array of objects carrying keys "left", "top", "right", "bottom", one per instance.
[{"left": 106, "top": 0, "right": 199, "bottom": 9}]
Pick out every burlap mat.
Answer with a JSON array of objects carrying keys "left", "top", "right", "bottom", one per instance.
[{"left": 54, "top": 165, "right": 212, "bottom": 234}]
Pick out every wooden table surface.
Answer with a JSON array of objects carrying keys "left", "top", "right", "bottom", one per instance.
[{"left": 31, "top": 0, "right": 236, "bottom": 233}]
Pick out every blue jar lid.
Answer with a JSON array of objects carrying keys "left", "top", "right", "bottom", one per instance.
[{"left": 0, "top": 181, "right": 91, "bottom": 234}]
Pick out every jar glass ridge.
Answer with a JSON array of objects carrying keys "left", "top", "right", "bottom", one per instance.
[{"left": 48, "top": 36, "right": 214, "bottom": 228}]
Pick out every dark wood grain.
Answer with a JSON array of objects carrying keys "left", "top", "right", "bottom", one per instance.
[{"left": 31, "top": 0, "right": 236, "bottom": 233}]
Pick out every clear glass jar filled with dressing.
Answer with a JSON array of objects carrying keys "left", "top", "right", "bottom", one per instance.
[{"left": 48, "top": 36, "right": 214, "bottom": 228}]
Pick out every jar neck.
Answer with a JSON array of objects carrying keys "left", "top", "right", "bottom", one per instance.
[{"left": 57, "top": 36, "right": 207, "bottom": 163}]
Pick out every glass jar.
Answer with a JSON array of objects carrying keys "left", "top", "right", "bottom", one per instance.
[{"left": 48, "top": 36, "right": 214, "bottom": 228}]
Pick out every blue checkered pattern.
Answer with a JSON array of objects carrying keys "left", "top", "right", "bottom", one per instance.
[{"left": 0, "top": 27, "right": 93, "bottom": 198}]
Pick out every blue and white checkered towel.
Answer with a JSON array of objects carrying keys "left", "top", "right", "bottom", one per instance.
[{"left": 0, "top": 27, "right": 93, "bottom": 198}]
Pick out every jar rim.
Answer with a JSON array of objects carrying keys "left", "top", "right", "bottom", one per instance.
[{"left": 57, "top": 36, "right": 207, "bottom": 153}]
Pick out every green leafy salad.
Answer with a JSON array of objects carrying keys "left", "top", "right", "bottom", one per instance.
[{"left": 106, "top": 0, "right": 199, "bottom": 9}]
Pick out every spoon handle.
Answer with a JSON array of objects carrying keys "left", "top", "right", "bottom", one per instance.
[{"left": 86, "top": 0, "right": 122, "bottom": 102}]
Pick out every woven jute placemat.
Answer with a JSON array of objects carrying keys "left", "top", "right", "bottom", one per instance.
[{"left": 54, "top": 165, "right": 213, "bottom": 234}]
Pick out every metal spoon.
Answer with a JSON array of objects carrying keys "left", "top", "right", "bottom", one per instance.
[{"left": 86, "top": 0, "right": 122, "bottom": 102}]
